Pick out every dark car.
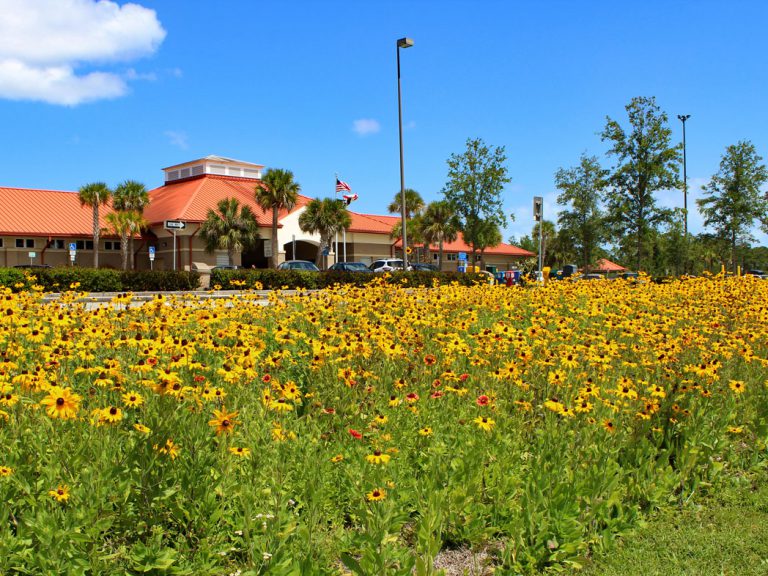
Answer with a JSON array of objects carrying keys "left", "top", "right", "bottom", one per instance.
[
  {"left": 327, "top": 262, "right": 374, "bottom": 273},
  {"left": 409, "top": 263, "right": 439, "bottom": 272},
  {"left": 211, "top": 265, "right": 240, "bottom": 271},
  {"left": 746, "top": 269, "right": 766, "bottom": 277},
  {"left": 277, "top": 260, "right": 320, "bottom": 271},
  {"left": 617, "top": 272, "right": 639, "bottom": 280},
  {"left": 13, "top": 264, "right": 52, "bottom": 269}
]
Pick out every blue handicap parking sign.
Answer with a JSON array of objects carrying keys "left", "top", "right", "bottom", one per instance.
[
  {"left": 69, "top": 242, "right": 77, "bottom": 251},
  {"left": 148, "top": 246, "right": 156, "bottom": 255}
]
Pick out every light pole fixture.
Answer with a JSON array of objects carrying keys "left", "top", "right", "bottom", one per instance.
[
  {"left": 677, "top": 114, "right": 690, "bottom": 237},
  {"left": 397, "top": 37, "right": 413, "bottom": 269}
]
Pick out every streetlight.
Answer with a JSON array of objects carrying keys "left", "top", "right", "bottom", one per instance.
[
  {"left": 397, "top": 37, "right": 413, "bottom": 269},
  {"left": 677, "top": 114, "right": 690, "bottom": 237}
]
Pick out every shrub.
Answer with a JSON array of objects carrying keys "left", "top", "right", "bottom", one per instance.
[
  {"left": 210, "top": 269, "right": 492, "bottom": 290},
  {"left": 120, "top": 270, "right": 201, "bottom": 292},
  {"left": 0, "top": 268, "right": 200, "bottom": 292}
]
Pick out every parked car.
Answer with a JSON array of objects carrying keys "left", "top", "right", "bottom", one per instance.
[
  {"left": 617, "top": 272, "right": 639, "bottom": 280},
  {"left": 211, "top": 265, "right": 240, "bottom": 271},
  {"left": 277, "top": 260, "right": 320, "bottom": 271},
  {"left": 409, "top": 263, "right": 439, "bottom": 272},
  {"left": 13, "top": 264, "right": 52, "bottom": 269},
  {"left": 327, "top": 262, "right": 374, "bottom": 273},
  {"left": 580, "top": 273, "right": 604, "bottom": 281},
  {"left": 369, "top": 259, "right": 404, "bottom": 272},
  {"left": 746, "top": 269, "right": 766, "bottom": 277}
]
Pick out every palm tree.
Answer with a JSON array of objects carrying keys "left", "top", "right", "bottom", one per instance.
[
  {"left": 475, "top": 221, "right": 503, "bottom": 271},
  {"left": 420, "top": 201, "right": 460, "bottom": 270},
  {"left": 255, "top": 169, "right": 301, "bottom": 268},
  {"left": 112, "top": 180, "right": 150, "bottom": 269},
  {"left": 298, "top": 198, "right": 352, "bottom": 267},
  {"left": 199, "top": 198, "right": 260, "bottom": 266},
  {"left": 106, "top": 211, "right": 148, "bottom": 270},
  {"left": 78, "top": 182, "right": 112, "bottom": 268},
  {"left": 388, "top": 188, "right": 425, "bottom": 219}
]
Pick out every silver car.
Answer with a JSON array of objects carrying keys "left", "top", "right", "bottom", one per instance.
[{"left": 369, "top": 259, "right": 404, "bottom": 272}]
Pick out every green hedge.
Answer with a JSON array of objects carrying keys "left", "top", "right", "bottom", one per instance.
[
  {"left": 209, "top": 268, "right": 490, "bottom": 290},
  {"left": 0, "top": 268, "right": 200, "bottom": 293}
]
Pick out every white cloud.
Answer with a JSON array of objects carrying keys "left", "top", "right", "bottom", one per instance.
[
  {"left": 352, "top": 118, "right": 381, "bottom": 136},
  {"left": 164, "top": 130, "right": 189, "bottom": 150},
  {"left": 0, "top": 0, "right": 166, "bottom": 105}
]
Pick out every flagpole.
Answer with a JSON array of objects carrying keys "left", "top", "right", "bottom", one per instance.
[{"left": 334, "top": 173, "right": 339, "bottom": 267}]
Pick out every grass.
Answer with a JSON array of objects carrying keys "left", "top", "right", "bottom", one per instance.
[{"left": 571, "top": 467, "right": 768, "bottom": 576}]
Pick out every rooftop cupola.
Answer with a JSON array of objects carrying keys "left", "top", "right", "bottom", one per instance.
[{"left": 162, "top": 155, "right": 264, "bottom": 183}]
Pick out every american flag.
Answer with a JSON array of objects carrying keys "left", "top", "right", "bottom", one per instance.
[{"left": 336, "top": 178, "right": 351, "bottom": 193}]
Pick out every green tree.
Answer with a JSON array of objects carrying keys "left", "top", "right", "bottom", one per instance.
[
  {"left": 420, "top": 200, "right": 460, "bottom": 270},
  {"left": 78, "top": 182, "right": 112, "bottom": 268},
  {"left": 442, "top": 137, "right": 511, "bottom": 264},
  {"left": 601, "top": 96, "right": 681, "bottom": 270},
  {"left": 256, "top": 169, "right": 301, "bottom": 268},
  {"left": 298, "top": 198, "right": 352, "bottom": 267},
  {"left": 697, "top": 140, "right": 768, "bottom": 272},
  {"left": 112, "top": 180, "right": 150, "bottom": 269},
  {"left": 105, "top": 210, "right": 147, "bottom": 271},
  {"left": 555, "top": 154, "right": 608, "bottom": 267},
  {"left": 199, "top": 198, "right": 260, "bottom": 266}
]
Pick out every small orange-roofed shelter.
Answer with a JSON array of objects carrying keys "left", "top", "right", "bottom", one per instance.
[{"left": 591, "top": 258, "right": 627, "bottom": 273}]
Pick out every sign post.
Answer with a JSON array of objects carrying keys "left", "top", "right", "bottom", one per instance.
[
  {"left": 69, "top": 243, "right": 77, "bottom": 266},
  {"left": 148, "top": 246, "right": 156, "bottom": 271},
  {"left": 458, "top": 251, "right": 467, "bottom": 273},
  {"left": 164, "top": 221, "right": 186, "bottom": 271}
]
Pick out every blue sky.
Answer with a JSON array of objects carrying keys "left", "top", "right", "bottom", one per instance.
[{"left": 1, "top": 0, "right": 767, "bottom": 244}]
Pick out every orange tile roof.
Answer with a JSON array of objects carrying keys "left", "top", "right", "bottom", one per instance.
[
  {"left": 347, "top": 212, "right": 399, "bottom": 234},
  {"left": 0, "top": 186, "right": 119, "bottom": 237},
  {"left": 144, "top": 175, "right": 311, "bottom": 227},
  {"left": 395, "top": 233, "right": 534, "bottom": 257}
]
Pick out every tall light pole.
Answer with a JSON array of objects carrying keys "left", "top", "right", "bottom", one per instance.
[
  {"left": 677, "top": 114, "right": 690, "bottom": 237},
  {"left": 397, "top": 37, "right": 413, "bottom": 269}
]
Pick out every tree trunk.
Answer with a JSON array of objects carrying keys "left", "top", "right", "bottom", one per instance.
[
  {"left": 93, "top": 205, "right": 100, "bottom": 268},
  {"left": 271, "top": 206, "right": 280, "bottom": 269},
  {"left": 228, "top": 248, "right": 235, "bottom": 267},
  {"left": 121, "top": 231, "right": 129, "bottom": 271},
  {"left": 438, "top": 238, "right": 444, "bottom": 271}
]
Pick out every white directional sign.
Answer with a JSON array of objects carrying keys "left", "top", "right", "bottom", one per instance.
[{"left": 164, "top": 220, "right": 186, "bottom": 230}]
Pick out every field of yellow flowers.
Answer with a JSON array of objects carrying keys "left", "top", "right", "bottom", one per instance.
[{"left": 0, "top": 276, "right": 766, "bottom": 574}]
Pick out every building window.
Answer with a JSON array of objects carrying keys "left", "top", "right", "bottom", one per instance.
[
  {"left": 105, "top": 241, "right": 121, "bottom": 251},
  {"left": 0, "top": 239, "right": 3, "bottom": 248},
  {"left": 446, "top": 253, "right": 458, "bottom": 261},
  {"left": 75, "top": 240, "right": 94, "bottom": 250},
  {"left": 53, "top": 239, "right": 65, "bottom": 249},
  {"left": 16, "top": 239, "right": 34, "bottom": 248}
]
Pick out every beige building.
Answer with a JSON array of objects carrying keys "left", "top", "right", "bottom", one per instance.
[{"left": 0, "top": 155, "right": 533, "bottom": 271}]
